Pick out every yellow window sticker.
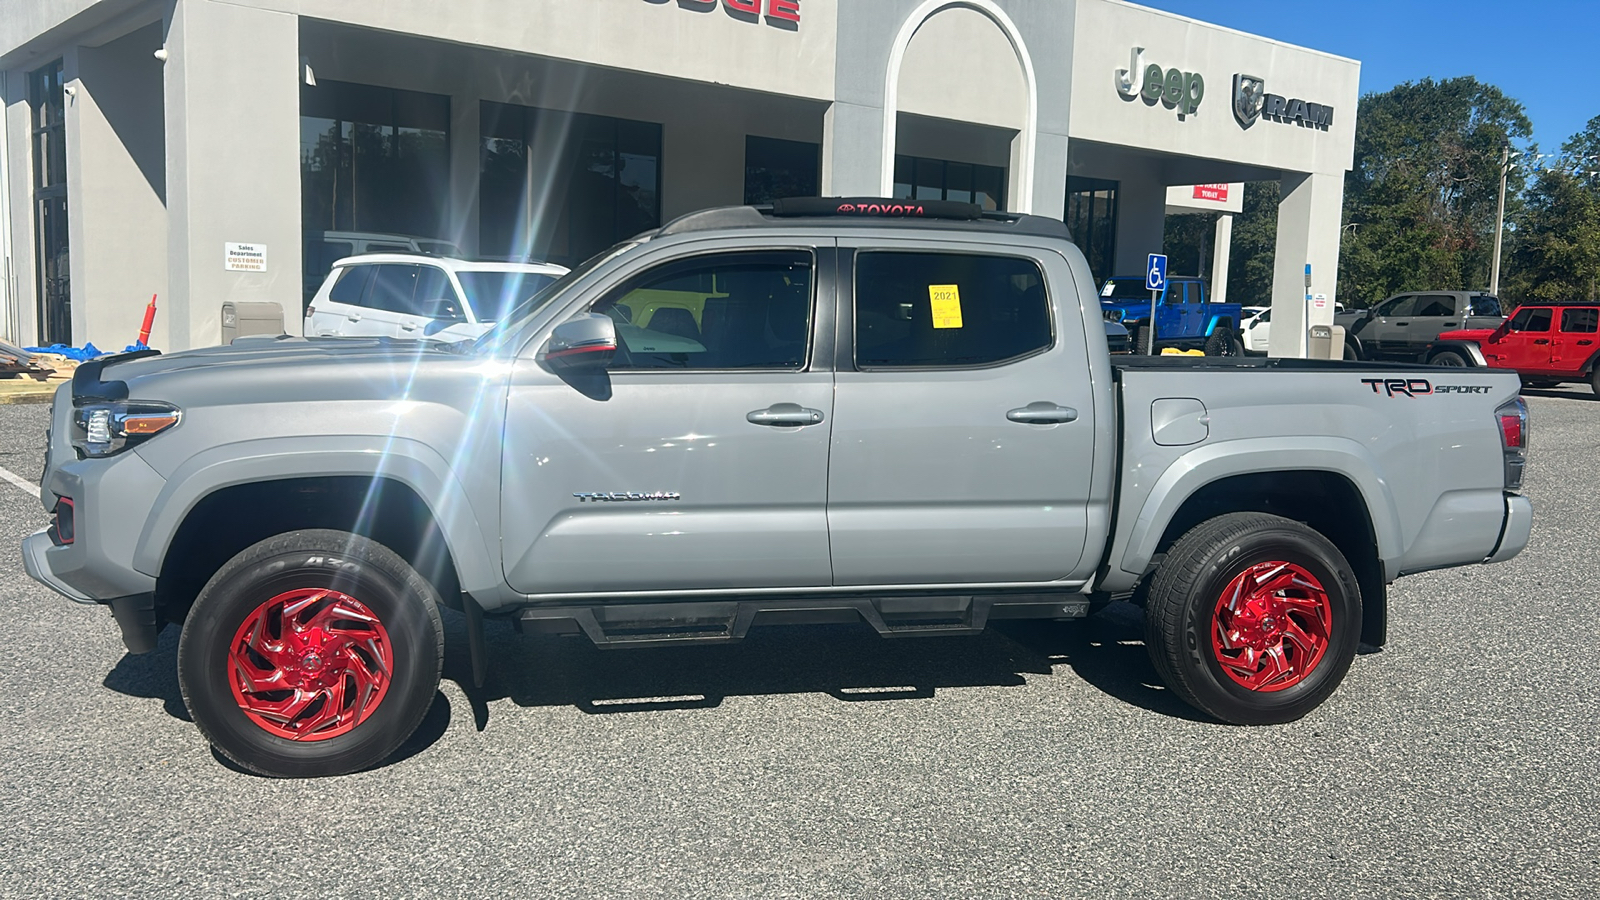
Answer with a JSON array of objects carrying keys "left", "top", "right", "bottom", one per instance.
[{"left": 929, "top": 284, "right": 963, "bottom": 329}]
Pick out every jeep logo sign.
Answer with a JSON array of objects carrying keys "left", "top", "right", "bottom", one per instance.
[
  {"left": 1233, "top": 73, "right": 1333, "bottom": 131},
  {"left": 1115, "top": 47, "right": 1204, "bottom": 118}
]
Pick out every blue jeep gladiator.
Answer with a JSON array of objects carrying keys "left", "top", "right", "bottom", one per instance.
[{"left": 1101, "top": 275, "right": 1243, "bottom": 355}]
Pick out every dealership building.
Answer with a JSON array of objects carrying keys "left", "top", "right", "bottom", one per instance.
[{"left": 1, "top": 0, "right": 1358, "bottom": 354}]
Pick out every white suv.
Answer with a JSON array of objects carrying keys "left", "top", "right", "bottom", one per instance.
[{"left": 305, "top": 254, "right": 568, "bottom": 342}]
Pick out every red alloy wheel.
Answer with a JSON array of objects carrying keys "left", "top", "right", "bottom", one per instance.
[
  {"left": 1210, "top": 561, "right": 1333, "bottom": 693},
  {"left": 227, "top": 588, "right": 395, "bottom": 741}
]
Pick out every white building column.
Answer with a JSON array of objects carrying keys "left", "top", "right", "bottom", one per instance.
[
  {"left": 1210, "top": 213, "right": 1233, "bottom": 305},
  {"left": 163, "top": 0, "right": 301, "bottom": 349},
  {"left": 446, "top": 93, "right": 480, "bottom": 256},
  {"left": 67, "top": 25, "right": 168, "bottom": 350},
  {"left": 821, "top": 101, "right": 885, "bottom": 198},
  {"left": 1268, "top": 170, "right": 1344, "bottom": 358},
  {"left": 1, "top": 69, "right": 30, "bottom": 345}
]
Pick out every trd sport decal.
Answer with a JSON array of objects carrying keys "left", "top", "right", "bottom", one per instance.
[{"left": 1361, "top": 378, "right": 1493, "bottom": 397}]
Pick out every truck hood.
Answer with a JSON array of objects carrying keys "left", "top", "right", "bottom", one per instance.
[{"left": 77, "top": 337, "right": 485, "bottom": 407}]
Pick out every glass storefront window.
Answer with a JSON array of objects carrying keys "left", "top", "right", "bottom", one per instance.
[
  {"left": 479, "top": 103, "right": 662, "bottom": 267},
  {"left": 892, "top": 155, "right": 1005, "bottom": 211},
  {"left": 299, "top": 80, "right": 450, "bottom": 240},
  {"left": 1065, "top": 176, "right": 1119, "bottom": 285},
  {"left": 744, "top": 136, "right": 820, "bottom": 204},
  {"left": 30, "top": 59, "right": 70, "bottom": 346}
]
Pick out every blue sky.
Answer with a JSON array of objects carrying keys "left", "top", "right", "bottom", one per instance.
[{"left": 1134, "top": 0, "right": 1599, "bottom": 152}]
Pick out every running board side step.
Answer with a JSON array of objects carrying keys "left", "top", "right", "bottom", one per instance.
[{"left": 515, "top": 594, "right": 1089, "bottom": 648}]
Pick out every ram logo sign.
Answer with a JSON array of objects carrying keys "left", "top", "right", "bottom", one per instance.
[{"left": 1233, "top": 73, "right": 1334, "bottom": 132}]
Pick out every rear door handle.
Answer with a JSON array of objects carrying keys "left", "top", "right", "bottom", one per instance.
[
  {"left": 1578, "top": 339, "right": 1594, "bottom": 346},
  {"left": 1443, "top": 322, "right": 1458, "bottom": 326},
  {"left": 1007, "top": 402, "right": 1078, "bottom": 424},
  {"left": 747, "top": 403, "right": 825, "bottom": 427},
  {"left": 400, "top": 321, "right": 418, "bottom": 332},
  {"left": 1533, "top": 339, "right": 1550, "bottom": 345},
  {"left": 346, "top": 313, "right": 362, "bottom": 322}
]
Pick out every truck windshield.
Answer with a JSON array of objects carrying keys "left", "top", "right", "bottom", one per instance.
[
  {"left": 472, "top": 241, "right": 638, "bottom": 353},
  {"left": 1101, "top": 279, "right": 1156, "bottom": 301},
  {"left": 456, "top": 271, "right": 561, "bottom": 323}
]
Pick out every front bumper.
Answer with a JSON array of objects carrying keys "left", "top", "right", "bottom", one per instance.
[
  {"left": 1484, "top": 493, "right": 1533, "bottom": 564},
  {"left": 23, "top": 529, "right": 160, "bottom": 653}
]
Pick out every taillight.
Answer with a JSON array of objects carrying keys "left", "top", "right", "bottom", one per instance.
[
  {"left": 1495, "top": 397, "right": 1528, "bottom": 491},
  {"left": 305, "top": 306, "right": 316, "bottom": 317}
]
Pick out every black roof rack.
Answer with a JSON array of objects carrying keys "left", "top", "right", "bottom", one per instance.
[{"left": 655, "top": 198, "right": 1072, "bottom": 241}]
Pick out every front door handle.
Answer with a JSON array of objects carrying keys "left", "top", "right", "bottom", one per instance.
[
  {"left": 1533, "top": 338, "right": 1550, "bottom": 345},
  {"left": 1394, "top": 321, "right": 1410, "bottom": 327},
  {"left": 1007, "top": 402, "right": 1078, "bottom": 424},
  {"left": 747, "top": 403, "right": 825, "bottom": 427},
  {"left": 1443, "top": 322, "right": 1458, "bottom": 326},
  {"left": 346, "top": 313, "right": 362, "bottom": 322}
]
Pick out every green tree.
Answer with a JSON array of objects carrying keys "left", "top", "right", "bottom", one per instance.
[
  {"left": 1338, "top": 77, "right": 1533, "bottom": 307},
  {"left": 1502, "top": 116, "right": 1600, "bottom": 303}
]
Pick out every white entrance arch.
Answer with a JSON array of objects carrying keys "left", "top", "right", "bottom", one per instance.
[{"left": 880, "top": 0, "right": 1039, "bottom": 212}]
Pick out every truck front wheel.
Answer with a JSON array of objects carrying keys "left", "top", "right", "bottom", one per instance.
[
  {"left": 1144, "top": 513, "right": 1361, "bottom": 725},
  {"left": 177, "top": 530, "right": 444, "bottom": 777}
]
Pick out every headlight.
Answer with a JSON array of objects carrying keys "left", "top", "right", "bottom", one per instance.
[
  {"left": 1103, "top": 308, "right": 1124, "bottom": 322},
  {"left": 72, "top": 401, "right": 181, "bottom": 458}
]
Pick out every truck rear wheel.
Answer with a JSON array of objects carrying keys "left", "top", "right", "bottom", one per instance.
[
  {"left": 177, "top": 530, "right": 444, "bottom": 777},
  {"left": 1204, "top": 330, "right": 1243, "bottom": 357},
  {"left": 1144, "top": 512, "right": 1361, "bottom": 725},
  {"left": 1590, "top": 367, "right": 1600, "bottom": 396}
]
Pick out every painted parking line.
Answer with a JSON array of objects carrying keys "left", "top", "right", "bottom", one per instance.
[{"left": 0, "top": 464, "right": 40, "bottom": 499}]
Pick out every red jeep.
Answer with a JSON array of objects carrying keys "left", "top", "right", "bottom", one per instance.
[{"left": 1430, "top": 302, "right": 1600, "bottom": 394}]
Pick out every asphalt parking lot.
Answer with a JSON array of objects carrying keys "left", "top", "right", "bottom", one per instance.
[{"left": 1, "top": 391, "right": 1596, "bottom": 899}]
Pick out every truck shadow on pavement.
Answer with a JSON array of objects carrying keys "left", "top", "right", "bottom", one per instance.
[
  {"left": 98, "top": 602, "right": 1206, "bottom": 772},
  {"left": 445, "top": 601, "right": 1209, "bottom": 731}
]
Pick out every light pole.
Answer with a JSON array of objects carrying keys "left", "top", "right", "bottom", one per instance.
[{"left": 1490, "top": 145, "right": 1510, "bottom": 297}]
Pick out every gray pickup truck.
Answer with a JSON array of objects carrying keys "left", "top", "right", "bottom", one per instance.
[{"left": 23, "top": 199, "right": 1533, "bottom": 778}]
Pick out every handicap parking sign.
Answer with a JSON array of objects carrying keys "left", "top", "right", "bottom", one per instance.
[{"left": 1146, "top": 253, "right": 1168, "bottom": 292}]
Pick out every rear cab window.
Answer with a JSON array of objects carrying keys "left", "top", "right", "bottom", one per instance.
[
  {"left": 853, "top": 251, "right": 1052, "bottom": 368},
  {"left": 1469, "top": 296, "right": 1502, "bottom": 317}
]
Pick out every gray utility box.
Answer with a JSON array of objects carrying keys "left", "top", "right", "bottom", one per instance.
[
  {"left": 1307, "top": 324, "right": 1333, "bottom": 360},
  {"left": 221, "top": 301, "right": 285, "bottom": 344}
]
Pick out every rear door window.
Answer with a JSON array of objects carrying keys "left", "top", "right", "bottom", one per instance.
[
  {"left": 328, "top": 265, "right": 376, "bottom": 307},
  {"left": 1560, "top": 308, "right": 1599, "bottom": 333},
  {"left": 367, "top": 264, "right": 422, "bottom": 314},
  {"left": 1509, "top": 307, "right": 1553, "bottom": 332},
  {"left": 410, "top": 266, "right": 459, "bottom": 317},
  {"left": 1416, "top": 296, "right": 1455, "bottom": 317},
  {"left": 854, "top": 251, "right": 1052, "bottom": 368}
]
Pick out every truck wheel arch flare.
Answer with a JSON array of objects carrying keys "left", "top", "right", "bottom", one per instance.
[
  {"left": 132, "top": 439, "right": 500, "bottom": 598},
  {"left": 1112, "top": 438, "right": 1403, "bottom": 584}
]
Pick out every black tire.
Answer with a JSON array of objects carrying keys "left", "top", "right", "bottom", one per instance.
[
  {"left": 1144, "top": 512, "right": 1361, "bottom": 725},
  {"left": 178, "top": 530, "right": 444, "bottom": 777},
  {"left": 1204, "top": 330, "right": 1243, "bottom": 357},
  {"left": 1343, "top": 342, "right": 1360, "bottom": 361},
  {"left": 1429, "top": 351, "right": 1468, "bottom": 367},
  {"left": 1131, "top": 325, "right": 1154, "bottom": 355},
  {"left": 1590, "top": 367, "right": 1600, "bottom": 396}
]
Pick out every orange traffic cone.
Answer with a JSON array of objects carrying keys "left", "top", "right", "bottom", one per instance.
[{"left": 137, "top": 294, "right": 157, "bottom": 347}]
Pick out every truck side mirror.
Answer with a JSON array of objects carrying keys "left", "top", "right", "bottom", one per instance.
[{"left": 542, "top": 313, "right": 617, "bottom": 372}]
